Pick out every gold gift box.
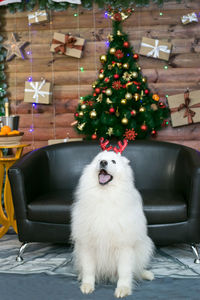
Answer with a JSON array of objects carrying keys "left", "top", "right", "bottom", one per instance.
[
  {"left": 168, "top": 90, "right": 200, "bottom": 127},
  {"left": 24, "top": 81, "right": 52, "bottom": 105},
  {"left": 139, "top": 37, "right": 172, "bottom": 61},
  {"left": 28, "top": 10, "right": 48, "bottom": 25},
  {"left": 50, "top": 32, "right": 85, "bottom": 58}
]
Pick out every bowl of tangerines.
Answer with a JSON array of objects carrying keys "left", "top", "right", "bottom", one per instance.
[{"left": 0, "top": 126, "right": 23, "bottom": 146}]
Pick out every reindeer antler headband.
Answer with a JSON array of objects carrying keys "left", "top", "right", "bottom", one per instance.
[{"left": 99, "top": 138, "right": 128, "bottom": 154}]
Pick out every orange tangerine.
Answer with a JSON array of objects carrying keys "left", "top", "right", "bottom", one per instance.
[
  {"left": 8, "top": 130, "right": 20, "bottom": 136},
  {"left": 1, "top": 125, "right": 11, "bottom": 135}
]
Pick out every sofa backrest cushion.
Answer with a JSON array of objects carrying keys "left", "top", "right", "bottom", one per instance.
[{"left": 44, "top": 140, "right": 182, "bottom": 192}]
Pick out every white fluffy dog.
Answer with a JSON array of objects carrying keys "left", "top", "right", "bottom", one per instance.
[{"left": 71, "top": 147, "right": 154, "bottom": 298}]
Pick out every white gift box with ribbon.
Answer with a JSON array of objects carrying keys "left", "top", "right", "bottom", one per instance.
[
  {"left": 181, "top": 12, "right": 198, "bottom": 25},
  {"left": 28, "top": 10, "right": 48, "bottom": 24},
  {"left": 24, "top": 80, "right": 52, "bottom": 104},
  {"left": 139, "top": 37, "right": 172, "bottom": 61}
]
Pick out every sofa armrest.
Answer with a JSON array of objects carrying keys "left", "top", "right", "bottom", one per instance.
[
  {"left": 8, "top": 149, "right": 49, "bottom": 220},
  {"left": 176, "top": 147, "right": 200, "bottom": 219}
]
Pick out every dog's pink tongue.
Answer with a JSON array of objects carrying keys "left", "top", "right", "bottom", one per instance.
[{"left": 99, "top": 173, "right": 111, "bottom": 184}]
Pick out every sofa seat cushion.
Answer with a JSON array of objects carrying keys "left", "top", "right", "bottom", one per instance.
[
  {"left": 27, "top": 190, "right": 73, "bottom": 224},
  {"left": 141, "top": 190, "right": 187, "bottom": 225}
]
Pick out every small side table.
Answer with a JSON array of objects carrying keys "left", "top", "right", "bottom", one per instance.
[{"left": 0, "top": 144, "right": 30, "bottom": 238}]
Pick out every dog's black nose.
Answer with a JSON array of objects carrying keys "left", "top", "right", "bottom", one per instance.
[{"left": 100, "top": 160, "right": 108, "bottom": 168}]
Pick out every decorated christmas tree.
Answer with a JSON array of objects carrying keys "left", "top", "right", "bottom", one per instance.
[{"left": 74, "top": 8, "right": 169, "bottom": 141}]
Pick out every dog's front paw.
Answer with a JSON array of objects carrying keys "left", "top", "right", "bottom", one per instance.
[
  {"left": 80, "top": 283, "right": 94, "bottom": 294},
  {"left": 114, "top": 286, "right": 131, "bottom": 298}
]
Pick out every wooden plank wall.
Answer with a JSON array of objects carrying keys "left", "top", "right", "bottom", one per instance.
[{"left": 0, "top": 0, "right": 200, "bottom": 154}]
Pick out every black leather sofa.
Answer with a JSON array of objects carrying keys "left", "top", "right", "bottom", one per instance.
[{"left": 8, "top": 140, "right": 200, "bottom": 262}]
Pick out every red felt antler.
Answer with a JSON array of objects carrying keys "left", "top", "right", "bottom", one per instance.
[
  {"left": 99, "top": 137, "right": 113, "bottom": 151},
  {"left": 113, "top": 139, "right": 128, "bottom": 154}
]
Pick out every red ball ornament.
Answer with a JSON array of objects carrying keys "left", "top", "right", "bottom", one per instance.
[
  {"left": 151, "top": 129, "right": 157, "bottom": 137},
  {"left": 136, "top": 86, "right": 140, "bottom": 90},
  {"left": 100, "top": 69, "right": 104, "bottom": 73},
  {"left": 74, "top": 112, "right": 79, "bottom": 117},
  {"left": 141, "top": 124, "right": 147, "bottom": 131},
  {"left": 133, "top": 53, "right": 139, "bottom": 59},
  {"left": 95, "top": 88, "right": 101, "bottom": 94},
  {"left": 131, "top": 110, "right": 136, "bottom": 116},
  {"left": 123, "top": 84, "right": 127, "bottom": 89},
  {"left": 123, "top": 41, "right": 129, "bottom": 48},
  {"left": 109, "top": 107, "right": 115, "bottom": 114},
  {"left": 159, "top": 102, "right": 166, "bottom": 108},
  {"left": 114, "top": 74, "right": 120, "bottom": 79},
  {"left": 144, "top": 89, "right": 149, "bottom": 94},
  {"left": 92, "top": 134, "right": 97, "bottom": 140},
  {"left": 102, "top": 90, "right": 106, "bottom": 94},
  {"left": 93, "top": 93, "right": 97, "bottom": 97},
  {"left": 104, "top": 77, "right": 110, "bottom": 83}
]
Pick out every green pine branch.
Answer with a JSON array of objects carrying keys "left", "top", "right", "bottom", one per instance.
[{"left": 0, "top": 0, "right": 182, "bottom": 13}]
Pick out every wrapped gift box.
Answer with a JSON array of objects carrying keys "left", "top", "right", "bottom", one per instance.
[
  {"left": 50, "top": 32, "right": 85, "bottom": 58},
  {"left": 139, "top": 37, "right": 172, "bottom": 61},
  {"left": 181, "top": 12, "right": 198, "bottom": 25},
  {"left": 168, "top": 90, "right": 200, "bottom": 127},
  {"left": 24, "top": 80, "right": 52, "bottom": 104},
  {"left": 28, "top": 10, "right": 48, "bottom": 25}
]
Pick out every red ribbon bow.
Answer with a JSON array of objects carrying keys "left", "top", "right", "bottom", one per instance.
[
  {"left": 170, "top": 89, "right": 200, "bottom": 124},
  {"left": 52, "top": 34, "right": 83, "bottom": 54}
]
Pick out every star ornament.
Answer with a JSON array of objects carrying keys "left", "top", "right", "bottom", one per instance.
[{"left": 2, "top": 33, "right": 28, "bottom": 61}]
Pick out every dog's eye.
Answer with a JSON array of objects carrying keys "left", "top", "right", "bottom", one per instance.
[{"left": 111, "top": 160, "right": 116, "bottom": 164}]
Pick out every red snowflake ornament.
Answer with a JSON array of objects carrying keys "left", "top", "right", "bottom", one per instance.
[
  {"left": 112, "top": 81, "right": 122, "bottom": 90},
  {"left": 114, "top": 50, "right": 124, "bottom": 59},
  {"left": 124, "top": 128, "right": 137, "bottom": 141}
]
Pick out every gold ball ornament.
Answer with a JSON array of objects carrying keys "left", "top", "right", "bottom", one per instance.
[
  {"left": 121, "top": 98, "right": 127, "bottom": 105},
  {"left": 152, "top": 94, "right": 160, "bottom": 101},
  {"left": 109, "top": 48, "right": 116, "bottom": 55},
  {"left": 81, "top": 104, "right": 86, "bottom": 110},
  {"left": 139, "top": 106, "right": 146, "bottom": 112},
  {"left": 105, "top": 88, "right": 112, "bottom": 96},
  {"left": 125, "top": 92, "right": 132, "bottom": 100},
  {"left": 100, "top": 55, "right": 107, "bottom": 63},
  {"left": 134, "top": 93, "right": 140, "bottom": 101},
  {"left": 98, "top": 73, "right": 104, "bottom": 80},
  {"left": 132, "top": 72, "right": 138, "bottom": 78},
  {"left": 142, "top": 77, "right": 147, "bottom": 83},
  {"left": 92, "top": 81, "right": 98, "bottom": 88},
  {"left": 121, "top": 117, "right": 129, "bottom": 125},
  {"left": 79, "top": 111, "right": 84, "bottom": 117},
  {"left": 123, "top": 63, "right": 129, "bottom": 69},
  {"left": 90, "top": 110, "right": 97, "bottom": 119}
]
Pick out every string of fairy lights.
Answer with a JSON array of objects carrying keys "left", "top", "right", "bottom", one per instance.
[
  {"left": 49, "top": 9, "right": 56, "bottom": 141},
  {"left": 7, "top": 7, "right": 173, "bottom": 147},
  {"left": 27, "top": 18, "right": 35, "bottom": 149}
]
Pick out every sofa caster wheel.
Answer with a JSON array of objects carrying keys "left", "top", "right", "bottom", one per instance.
[
  {"left": 194, "top": 258, "right": 200, "bottom": 264},
  {"left": 16, "top": 255, "right": 23, "bottom": 262},
  {"left": 16, "top": 242, "right": 29, "bottom": 262},
  {"left": 191, "top": 244, "right": 200, "bottom": 264}
]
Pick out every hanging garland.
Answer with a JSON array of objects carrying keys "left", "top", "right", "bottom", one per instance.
[{"left": 0, "top": 0, "right": 182, "bottom": 13}]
